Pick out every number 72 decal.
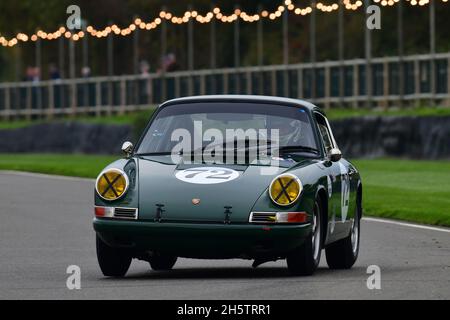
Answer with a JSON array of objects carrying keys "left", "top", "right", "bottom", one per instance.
[
  {"left": 339, "top": 162, "right": 350, "bottom": 222},
  {"left": 175, "top": 167, "right": 240, "bottom": 184}
]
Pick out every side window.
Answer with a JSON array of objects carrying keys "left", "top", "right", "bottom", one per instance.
[{"left": 315, "top": 114, "right": 334, "bottom": 154}]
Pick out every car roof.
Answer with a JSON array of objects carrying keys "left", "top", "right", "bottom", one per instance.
[{"left": 159, "top": 95, "right": 325, "bottom": 115}]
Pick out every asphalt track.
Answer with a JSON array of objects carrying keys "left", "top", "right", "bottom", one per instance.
[{"left": 0, "top": 171, "right": 449, "bottom": 300}]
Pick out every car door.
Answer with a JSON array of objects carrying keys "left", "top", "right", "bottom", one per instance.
[{"left": 314, "top": 112, "right": 350, "bottom": 241}]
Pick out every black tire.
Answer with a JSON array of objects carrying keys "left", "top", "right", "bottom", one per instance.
[
  {"left": 286, "top": 198, "right": 323, "bottom": 276},
  {"left": 96, "top": 235, "right": 132, "bottom": 277},
  {"left": 149, "top": 254, "right": 177, "bottom": 271},
  {"left": 325, "top": 199, "right": 361, "bottom": 269}
]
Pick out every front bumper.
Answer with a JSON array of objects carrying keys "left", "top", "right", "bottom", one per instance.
[{"left": 93, "top": 218, "right": 311, "bottom": 259}]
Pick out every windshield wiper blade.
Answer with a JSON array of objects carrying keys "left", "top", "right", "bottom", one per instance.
[
  {"left": 276, "top": 146, "right": 320, "bottom": 154},
  {"left": 136, "top": 152, "right": 173, "bottom": 156},
  {"left": 190, "top": 139, "right": 275, "bottom": 154}
]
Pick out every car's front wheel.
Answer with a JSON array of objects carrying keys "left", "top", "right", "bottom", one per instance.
[
  {"left": 286, "top": 198, "right": 322, "bottom": 276},
  {"left": 149, "top": 253, "right": 177, "bottom": 271},
  {"left": 325, "top": 200, "right": 361, "bottom": 269},
  {"left": 96, "top": 235, "right": 132, "bottom": 277}
]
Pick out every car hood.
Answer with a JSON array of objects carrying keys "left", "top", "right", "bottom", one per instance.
[{"left": 137, "top": 155, "right": 314, "bottom": 223}]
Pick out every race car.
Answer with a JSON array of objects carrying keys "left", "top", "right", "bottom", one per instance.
[{"left": 93, "top": 95, "right": 362, "bottom": 277}]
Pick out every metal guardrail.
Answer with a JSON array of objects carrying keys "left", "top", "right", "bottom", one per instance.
[{"left": 1, "top": 52, "right": 449, "bottom": 119}]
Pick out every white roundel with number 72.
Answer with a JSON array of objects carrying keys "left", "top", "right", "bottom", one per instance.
[{"left": 175, "top": 167, "right": 240, "bottom": 184}]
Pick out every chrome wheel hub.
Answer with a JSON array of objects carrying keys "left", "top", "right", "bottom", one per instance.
[
  {"left": 311, "top": 203, "right": 321, "bottom": 261},
  {"left": 351, "top": 217, "right": 359, "bottom": 254}
]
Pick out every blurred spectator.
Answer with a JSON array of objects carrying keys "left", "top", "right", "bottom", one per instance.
[
  {"left": 166, "top": 53, "right": 180, "bottom": 72},
  {"left": 23, "top": 67, "right": 41, "bottom": 110},
  {"left": 139, "top": 60, "right": 152, "bottom": 104},
  {"left": 158, "top": 53, "right": 180, "bottom": 74},
  {"left": 24, "top": 66, "right": 34, "bottom": 81},
  {"left": 31, "top": 67, "right": 40, "bottom": 83},
  {"left": 140, "top": 60, "right": 150, "bottom": 76},
  {"left": 49, "top": 64, "right": 61, "bottom": 80},
  {"left": 24, "top": 66, "right": 40, "bottom": 82},
  {"left": 81, "top": 66, "right": 91, "bottom": 78}
]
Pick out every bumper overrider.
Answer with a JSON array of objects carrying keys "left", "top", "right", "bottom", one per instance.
[{"left": 93, "top": 217, "right": 311, "bottom": 259}]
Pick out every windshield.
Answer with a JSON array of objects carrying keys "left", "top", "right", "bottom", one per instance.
[{"left": 136, "top": 102, "right": 318, "bottom": 156}]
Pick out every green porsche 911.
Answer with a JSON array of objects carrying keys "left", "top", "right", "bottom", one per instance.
[{"left": 93, "top": 95, "right": 362, "bottom": 277}]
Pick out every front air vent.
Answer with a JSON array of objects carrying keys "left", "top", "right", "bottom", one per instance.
[
  {"left": 249, "top": 212, "right": 277, "bottom": 223},
  {"left": 114, "top": 207, "right": 138, "bottom": 220}
]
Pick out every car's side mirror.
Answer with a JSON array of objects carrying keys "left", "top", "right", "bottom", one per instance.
[
  {"left": 121, "top": 141, "right": 134, "bottom": 158},
  {"left": 329, "top": 148, "right": 342, "bottom": 162}
]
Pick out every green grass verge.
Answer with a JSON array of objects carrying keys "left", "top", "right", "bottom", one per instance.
[
  {"left": 353, "top": 159, "right": 450, "bottom": 227},
  {"left": 325, "top": 106, "right": 450, "bottom": 120},
  {"left": 0, "top": 154, "right": 118, "bottom": 178},
  {"left": 0, "top": 154, "right": 448, "bottom": 227}
]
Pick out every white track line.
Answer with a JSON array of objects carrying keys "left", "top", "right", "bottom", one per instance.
[
  {"left": 0, "top": 170, "right": 94, "bottom": 183},
  {"left": 363, "top": 217, "right": 450, "bottom": 233}
]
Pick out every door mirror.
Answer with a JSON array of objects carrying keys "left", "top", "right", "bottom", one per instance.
[
  {"left": 329, "top": 148, "right": 342, "bottom": 162},
  {"left": 121, "top": 141, "right": 134, "bottom": 158}
]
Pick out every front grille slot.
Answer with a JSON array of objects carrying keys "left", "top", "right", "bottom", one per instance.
[
  {"left": 250, "top": 212, "right": 277, "bottom": 223},
  {"left": 114, "top": 207, "right": 138, "bottom": 219}
]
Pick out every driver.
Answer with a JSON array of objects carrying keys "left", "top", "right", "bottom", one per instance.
[{"left": 267, "top": 117, "right": 302, "bottom": 146}]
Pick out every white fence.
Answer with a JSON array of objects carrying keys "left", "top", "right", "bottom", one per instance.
[{"left": 1, "top": 52, "right": 449, "bottom": 120}]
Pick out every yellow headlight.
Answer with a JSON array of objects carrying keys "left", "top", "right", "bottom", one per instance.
[
  {"left": 96, "top": 169, "right": 129, "bottom": 201},
  {"left": 269, "top": 174, "right": 302, "bottom": 206}
]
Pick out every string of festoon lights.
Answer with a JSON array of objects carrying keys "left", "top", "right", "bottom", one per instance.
[{"left": 0, "top": 0, "right": 447, "bottom": 48}]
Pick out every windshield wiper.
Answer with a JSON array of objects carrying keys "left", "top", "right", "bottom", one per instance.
[
  {"left": 276, "top": 146, "right": 320, "bottom": 155},
  {"left": 136, "top": 152, "right": 173, "bottom": 156},
  {"left": 189, "top": 139, "right": 275, "bottom": 154}
]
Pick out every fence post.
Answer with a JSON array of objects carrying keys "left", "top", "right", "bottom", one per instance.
[
  {"left": 324, "top": 66, "right": 331, "bottom": 110},
  {"left": 298, "top": 68, "right": 303, "bottom": 99},
  {"left": 120, "top": 79, "right": 126, "bottom": 115},
  {"left": 397, "top": 0, "right": 404, "bottom": 108},
  {"left": 414, "top": 59, "right": 420, "bottom": 107},
  {"left": 175, "top": 76, "right": 180, "bottom": 98},
  {"left": 26, "top": 86, "right": 32, "bottom": 120},
  {"left": 107, "top": 79, "right": 113, "bottom": 116},
  {"left": 223, "top": 73, "right": 229, "bottom": 94},
  {"left": 364, "top": 0, "right": 372, "bottom": 109},
  {"left": 353, "top": 64, "right": 359, "bottom": 109},
  {"left": 48, "top": 82, "right": 55, "bottom": 119},
  {"left": 383, "top": 61, "right": 389, "bottom": 109},
  {"left": 148, "top": 77, "right": 154, "bottom": 106},
  {"left": 310, "top": 0, "right": 317, "bottom": 100},
  {"left": 188, "top": 5, "right": 194, "bottom": 95},
  {"left": 200, "top": 74, "right": 206, "bottom": 95},
  {"left": 210, "top": 4, "right": 217, "bottom": 70},
  {"left": 283, "top": 5, "right": 289, "bottom": 97},
  {"left": 71, "top": 82, "right": 77, "bottom": 117},
  {"left": 283, "top": 69, "right": 289, "bottom": 98},
  {"left": 271, "top": 70, "right": 277, "bottom": 96},
  {"left": 95, "top": 80, "right": 101, "bottom": 117},
  {"left": 429, "top": 0, "right": 436, "bottom": 107},
  {"left": 234, "top": 5, "right": 240, "bottom": 68},
  {"left": 4, "top": 86, "right": 11, "bottom": 121},
  {"left": 338, "top": 2, "right": 344, "bottom": 106},
  {"left": 257, "top": 4, "right": 264, "bottom": 67}
]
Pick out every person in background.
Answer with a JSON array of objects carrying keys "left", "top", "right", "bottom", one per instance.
[
  {"left": 49, "top": 64, "right": 61, "bottom": 80},
  {"left": 81, "top": 66, "right": 91, "bottom": 78},
  {"left": 140, "top": 60, "right": 150, "bottom": 76},
  {"left": 24, "top": 66, "right": 34, "bottom": 81},
  {"left": 165, "top": 53, "right": 180, "bottom": 72},
  {"left": 139, "top": 60, "right": 152, "bottom": 104}
]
